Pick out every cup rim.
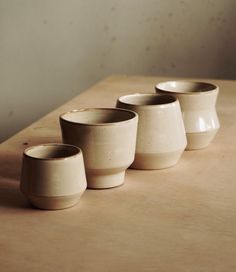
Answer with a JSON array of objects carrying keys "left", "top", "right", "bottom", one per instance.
[
  {"left": 155, "top": 81, "right": 219, "bottom": 95},
  {"left": 117, "top": 93, "right": 177, "bottom": 108},
  {"left": 59, "top": 108, "right": 138, "bottom": 126},
  {"left": 23, "top": 143, "right": 82, "bottom": 161}
]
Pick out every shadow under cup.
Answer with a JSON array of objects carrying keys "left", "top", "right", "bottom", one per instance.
[
  {"left": 20, "top": 143, "right": 87, "bottom": 210},
  {"left": 116, "top": 94, "right": 187, "bottom": 169},
  {"left": 60, "top": 108, "right": 138, "bottom": 189}
]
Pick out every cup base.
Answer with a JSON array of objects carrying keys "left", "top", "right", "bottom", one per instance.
[
  {"left": 186, "top": 129, "right": 219, "bottom": 150},
  {"left": 25, "top": 192, "right": 83, "bottom": 210},
  {"left": 130, "top": 149, "right": 185, "bottom": 170},
  {"left": 87, "top": 169, "right": 125, "bottom": 189}
]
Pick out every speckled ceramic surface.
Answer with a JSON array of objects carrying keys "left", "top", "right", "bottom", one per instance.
[
  {"left": 20, "top": 143, "right": 87, "bottom": 210},
  {"left": 116, "top": 93, "right": 187, "bottom": 169},
  {"left": 60, "top": 108, "right": 138, "bottom": 189}
]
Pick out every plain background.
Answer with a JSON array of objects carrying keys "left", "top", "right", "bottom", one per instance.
[{"left": 1, "top": 0, "right": 236, "bottom": 142}]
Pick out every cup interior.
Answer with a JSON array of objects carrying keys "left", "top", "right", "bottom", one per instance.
[
  {"left": 60, "top": 108, "right": 137, "bottom": 125},
  {"left": 24, "top": 144, "right": 80, "bottom": 160},
  {"left": 118, "top": 94, "right": 176, "bottom": 106},
  {"left": 156, "top": 81, "right": 217, "bottom": 93}
]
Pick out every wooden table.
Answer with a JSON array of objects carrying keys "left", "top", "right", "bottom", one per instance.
[{"left": 1, "top": 75, "right": 236, "bottom": 272}]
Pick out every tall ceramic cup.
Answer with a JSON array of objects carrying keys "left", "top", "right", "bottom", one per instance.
[
  {"left": 155, "top": 81, "right": 220, "bottom": 150},
  {"left": 20, "top": 143, "right": 87, "bottom": 210},
  {"left": 60, "top": 108, "right": 138, "bottom": 189},
  {"left": 116, "top": 94, "right": 187, "bottom": 169}
]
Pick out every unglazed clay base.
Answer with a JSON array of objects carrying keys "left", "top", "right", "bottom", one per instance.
[
  {"left": 86, "top": 168, "right": 126, "bottom": 189},
  {"left": 116, "top": 94, "right": 187, "bottom": 169},
  {"left": 186, "top": 129, "right": 219, "bottom": 150},
  {"left": 155, "top": 81, "right": 220, "bottom": 151},
  {"left": 131, "top": 149, "right": 185, "bottom": 170},
  {"left": 60, "top": 108, "right": 138, "bottom": 190},
  {"left": 26, "top": 192, "right": 83, "bottom": 210}
]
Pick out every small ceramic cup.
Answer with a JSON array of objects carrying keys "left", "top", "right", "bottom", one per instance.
[
  {"left": 60, "top": 108, "right": 138, "bottom": 189},
  {"left": 116, "top": 93, "right": 187, "bottom": 169},
  {"left": 20, "top": 143, "right": 87, "bottom": 210},
  {"left": 155, "top": 81, "right": 220, "bottom": 150}
]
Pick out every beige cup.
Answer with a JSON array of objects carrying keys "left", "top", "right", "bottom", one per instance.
[
  {"left": 60, "top": 108, "right": 138, "bottom": 189},
  {"left": 20, "top": 143, "right": 87, "bottom": 210},
  {"left": 155, "top": 81, "right": 220, "bottom": 150},
  {"left": 116, "top": 94, "right": 187, "bottom": 169}
]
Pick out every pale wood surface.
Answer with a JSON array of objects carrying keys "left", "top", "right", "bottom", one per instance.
[{"left": 0, "top": 75, "right": 236, "bottom": 272}]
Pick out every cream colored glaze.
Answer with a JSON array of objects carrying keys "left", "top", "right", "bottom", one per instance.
[
  {"left": 60, "top": 108, "right": 138, "bottom": 189},
  {"left": 155, "top": 81, "right": 220, "bottom": 150},
  {"left": 20, "top": 143, "right": 87, "bottom": 209},
  {"left": 0, "top": 75, "right": 235, "bottom": 272},
  {"left": 26, "top": 192, "right": 83, "bottom": 210},
  {"left": 116, "top": 94, "right": 187, "bottom": 169}
]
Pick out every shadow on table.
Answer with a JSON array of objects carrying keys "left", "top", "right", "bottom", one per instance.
[
  {"left": 0, "top": 152, "right": 22, "bottom": 181},
  {"left": 0, "top": 179, "right": 30, "bottom": 209},
  {"left": 0, "top": 138, "right": 61, "bottom": 181}
]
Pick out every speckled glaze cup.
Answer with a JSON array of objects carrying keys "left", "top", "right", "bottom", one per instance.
[
  {"left": 20, "top": 143, "right": 87, "bottom": 210},
  {"left": 155, "top": 81, "right": 220, "bottom": 150},
  {"left": 60, "top": 108, "right": 138, "bottom": 189},
  {"left": 116, "top": 94, "right": 187, "bottom": 169}
]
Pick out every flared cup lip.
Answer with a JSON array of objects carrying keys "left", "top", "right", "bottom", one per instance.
[
  {"left": 155, "top": 81, "right": 219, "bottom": 95},
  {"left": 23, "top": 143, "right": 82, "bottom": 161},
  {"left": 117, "top": 93, "right": 177, "bottom": 108},
  {"left": 59, "top": 108, "right": 138, "bottom": 126}
]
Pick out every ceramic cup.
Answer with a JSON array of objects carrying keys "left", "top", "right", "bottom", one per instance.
[
  {"left": 155, "top": 81, "right": 220, "bottom": 150},
  {"left": 116, "top": 93, "right": 187, "bottom": 169},
  {"left": 20, "top": 143, "right": 87, "bottom": 210},
  {"left": 60, "top": 108, "right": 138, "bottom": 189}
]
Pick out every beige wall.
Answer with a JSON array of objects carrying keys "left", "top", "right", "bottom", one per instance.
[{"left": 1, "top": 0, "right": 236, "bottom": 142}]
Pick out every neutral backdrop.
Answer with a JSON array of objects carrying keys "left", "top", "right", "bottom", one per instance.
[{"left": 1, "top": 0, "right": 236, "bottom": 142}]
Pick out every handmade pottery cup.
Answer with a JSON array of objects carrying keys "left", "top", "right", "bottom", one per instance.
[
  {"left": 60, "top": 108, "right": 138, "bottom": 189},
  {"left": 155, "top": 81, "right": 220, "bottom": 150},
  {"left": 20, "top": 143, "right": 87, "bottom": 210},
  {"left": 116, "top": 93, "right": 187, "bottom": 169}
]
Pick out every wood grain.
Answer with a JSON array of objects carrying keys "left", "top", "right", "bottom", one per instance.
[{"left": 0, "top": 75, "right": 236, "bottom": 272}]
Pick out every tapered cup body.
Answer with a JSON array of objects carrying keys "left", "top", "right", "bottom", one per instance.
[
  {"left": 155, "top": 81, "right": 220, "bottom": 150},
  {"left": 20, "top": 143, "right": 87, "bottom": 210},
  {"left": 117, "top": 94, "right": 187, "bottom": 169},
  {"left": 60, "top": 108, "right": 138, "bottom": 189}
]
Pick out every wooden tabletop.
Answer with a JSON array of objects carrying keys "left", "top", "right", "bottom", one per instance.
[{"left": 1, "top": 75, "right": 236, "bottom": 272}]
